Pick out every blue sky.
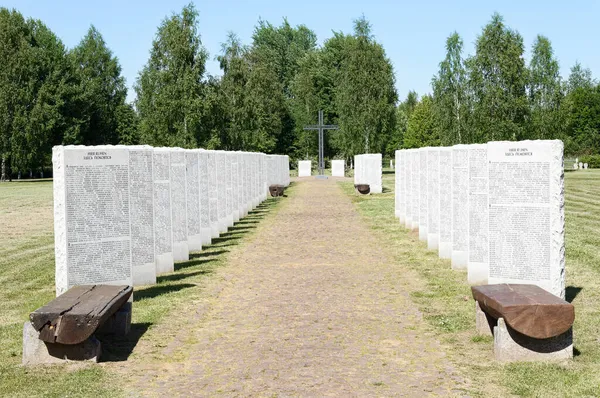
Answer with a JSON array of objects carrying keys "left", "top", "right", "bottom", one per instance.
[{"left": 3, "top": 0, "right": 599, "bottom": 103}]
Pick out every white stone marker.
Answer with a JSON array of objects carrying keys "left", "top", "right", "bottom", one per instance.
[
  {"left": 411, "top": 149, "right": 420, "bottom": 230},
  {"left": 232, "top": 153, "right": 240, "bottom": 222},
  {"left": 170, "top": 148, "right": 189, "bottom": 262},
  {"left": 225, "top": 152, "right": 234, "bottom": 228},
  {"left": 584, "top": 163, "right": 588, "bottom": 169},
  {"left": 331, "top": 160, "right": 345, "bottom": 177},
  {"left": 419, "top": 148, "right": 428, "bottom": 241},
  {"left": 390, "top": 159, "right": 394, "bottom": 169},
  {"left": 427, "top": 147, "right": 440, "bottom": 250},
  {"left": 298, "top": 160, "right": 312, "bottom": 177},
  {"left": 404, "top": 149, "right": 412, "bottom": 229},
  {"left": 129, "top": 146, "right": 156, "bottom": 286},
  {"left": 579, "top": 162, "right": 583, "bottom": 169},
  {"left": 216, "top": 151, "right": 228, "bottom": 233},
  {"left": 185, "top": 150, "right": 202, "bottom": 252},
  {"left": 153, "top": 148, "right": 174, "bottom": 274},
  {"left": 438, "top": 147, "right": 452, "bottom": 259},
  {"left": 207, "top": 151, "right": 220, "bottom": 239},
  {"left": 53, "top": 145, "right": 133, "bottom": 295},
  {"left": 394, "top": 150, "right": 400, "bottom": 218},
  {"left": 467, "top": 144, "right": 488, "bottom": 284},
  {"left": 198, "top": 150, "right": 211, "bottom": 246},
  {"left": 487, "top": 140, "right": 565, "bottom": 298},
  {"left": 451, "top": 145, "right": 469, "bottom": 269},
  {"left": 573, "top": 163, "right": 578, "bottom": 170}
]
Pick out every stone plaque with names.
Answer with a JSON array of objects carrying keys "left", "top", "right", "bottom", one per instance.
[
  {"left": 53, "top": 145, "right": 133, "bottom": 296},
  {"left": 207, "top": 151, "right": 220, "bottom": 239},
  {"left": 332, "top": 159, "right": 345, "bottom": 177},
  {"left": 487, "top": 140, "right": 565, "bottom": 298},
  {"left": 419, "top": 148, "right": 428, "bottom": 241},
  {"left": 404, "top": 149, "right": 412, "bottom": 229},
  {"left": 468, "top": 144, "right": 489, "bottom": 284},
  {"left": 298, "top": 160, "right": 312, "bottom": 177},
  {"left": 452, "top": 145, "right": 469, "bottom": 269},
  {"left": 170, "top": 148, "right": 189, "bottom": 262},
  {"left": 185, "top": 150, "right": 202, "bottom": 252},
  {"left": 427, "top": 147, "right": 440, "bottom": 250},
  {"left": 153, "top": 148, "right": 174, "bottom": 274},
  {"left": 129, "top": 146, "right": 156, "bottom": 286},
  {"left": 198, "top": 150, "right": 211, "bottom": 246},
  {"left": 411, "top": 149, "right": 420, "bottom": 230},
  {"left": 438, "top": 147, "right": 453, "bottom": 259}
]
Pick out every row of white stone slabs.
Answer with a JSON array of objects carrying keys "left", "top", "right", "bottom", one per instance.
[
  {"left": 52, "top": 145, "right": 290, "bottom": 297},
  {"left": 394, "top": 141, "right": 571, "bottom": 361},
  {"left": 297, "top": 156, "right": 383, "bottom": 186},
  {"left": 394, "top": 141, "right": 564, "bottom": 297}
]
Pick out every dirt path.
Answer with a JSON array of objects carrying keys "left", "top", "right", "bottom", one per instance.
[{"left": 126, "top": 178, "right": 467, "bottom": 397}]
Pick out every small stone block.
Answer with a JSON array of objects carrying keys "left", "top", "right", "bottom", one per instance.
[
  {"left": 494, "top": 318, "right": 573, "bottom": 363},
  {"left": 22, "top": 322, "right": 101, "bottom": 365},
  {"left": 475, "top": 301, "right": 495, "bottom": 336},
  {"left": 97, "top": 302, "right": 131, "bottom": 337}
]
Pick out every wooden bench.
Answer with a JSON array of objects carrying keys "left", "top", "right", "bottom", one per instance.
[
  {"left": 472, "top": 284, "right": 574, "bottom": 362},
  {"left": 269, "top": 184, "right": 285, "bottom": 197},
  {"left": 23, "top": 285, "right": 132, "bottom": 365},
  {"left": 354, "top": 184, "right": 370, "bottom": 195}
]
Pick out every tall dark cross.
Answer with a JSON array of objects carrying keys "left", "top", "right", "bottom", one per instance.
[{"left": 303, "top": 110, "right": 338, "bottom": 176}]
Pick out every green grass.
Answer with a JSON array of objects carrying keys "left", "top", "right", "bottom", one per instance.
[
  {"left": 339, "top": 168, "right": 600, "bottom": 397},
  {"left": 0, "top": 180, "right": 284, "bottom": 397}
]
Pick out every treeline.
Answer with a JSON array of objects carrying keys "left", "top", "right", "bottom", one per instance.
[
  {"left": 1, "top": 6, "right": 598, "bottom": 178},
  {"left": 401, "top": 13, "right": 600, "bottom": 156},
  {"left": 0, "top": 4, "right": 396, "bottom": 178}
]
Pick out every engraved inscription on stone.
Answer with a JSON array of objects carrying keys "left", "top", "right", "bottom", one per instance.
[
  {"left": 129, "top": 148, "right": 155, "bottom": 268},
  {"left": 439, "top": 148, "right": 452, "bottom": 242},
  {"left": 153, "top": 150, "right": 172, "bottom": 256}
]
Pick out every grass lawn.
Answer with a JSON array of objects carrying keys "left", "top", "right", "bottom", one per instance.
[
  {"left": 339, "top": 169, "right": 600, "bottom": 397},
  {"left": 0, "top": 180, "right": 283, "bottom": 397}
]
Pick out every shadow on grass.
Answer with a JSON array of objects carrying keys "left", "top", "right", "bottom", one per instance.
[
  {"left": 134, "top": 283, "right": 196, "bottom": 302},
  {"left": 382, "top": 186, "right": 392, "bottom": 193},
  {"left": 189, "top": 249, "right": 228, "bottom": 259},
  {"left": 174, "top": 257, "right": 217, "bottom": 270},
  {"left": 100, "top": 322, "right": 152, "bottom": 362},
  {"left": 566, "top": 286, "right": 583, "bottom": 303},
  {"left": 383, "top": 170, "right": 395, "bottom": 175},
  {"left": 158, "top": 269, "right": 212, "bottom": 283}
]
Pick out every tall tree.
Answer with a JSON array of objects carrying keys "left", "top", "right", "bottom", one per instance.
[
  {"left": 69, "top": 26, "right": 127, "bottom": 145},
  {"left": 334, "top": 16, "right": 397, "bottom": 156},
  {"left": 386, "top": 91, "right": 418, "bottom": 156},
  {"left": 528, "top": 35, "right": 563, "bottom": 140},
  {"left": 135, "top": 3, "right": 208, "bottom": 147},
  {"left": 403, "top": 95, "right": 439, "bottom": 148},
  {"left": 567, "top": 62, "right": 594, "bottom": 93},
  {"left": 432, "top": 32, "right": 468, "bottom": 145},
  {"left": 467, "top": 13, "right": 528, "bottom": 142}
]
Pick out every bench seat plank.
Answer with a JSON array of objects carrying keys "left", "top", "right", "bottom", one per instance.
[
  {"left": 30, "top": 285, "right": 132, "bottom": 345},
  {"left": 471, "top": 284, "right": 574, "bottom": 339}
]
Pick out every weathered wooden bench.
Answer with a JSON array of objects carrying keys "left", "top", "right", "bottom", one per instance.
[
  {"left": 472, "top": 284, "right": 574, "bottom": 362},
  {"left": 354, "top": 184, "right": 370, "bottom": 195},
  {"left": 269, "top": 184, "right": 285, "bottom": 197},
  {"left": 23, "top": 285, "right": 132, "bottom": 365}
]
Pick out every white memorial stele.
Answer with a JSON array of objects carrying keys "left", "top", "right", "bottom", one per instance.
[
  {"left": 394, "top": 150, "right": 400, "bottom": 219},
  {"left": 207, "top": 150, "right": 220, "bottom": 239},
  {"left": 231, "top": 153, "right": 240, "bottom": 223},
  {"left": 298, "top": 160, "right": 311, "bottom": 177},
  {"left": 438, "top": 147, "right": 452, "bottom": 259},
  {"left": 418, "top": 148, "right": 428, "bottom": 241},
  {"left": 399, "top": 150, "right": 407, "bottom": 225},
  {"left": 467, "top": 144, "right": 488, "bottom": 284},
  {"left": 584, "top": 163, "right": 588, "bottom": 169},
  {"left": 427, "top": 147, "right": 440, "bottom": 250},
  {"left": 152, "top": 148, "right": 174, "bottom": 275},
  {"left": 128, "top": 145, "right": 156, "bottom": 286},
  {"left": 185, "top": 150, "right": 202, "bottom": 252},
  {"left": 331, "top": 159, "right": 345, "bottom": 177},
  {"left": 410, "top": 149, "right": 420, "bottom": 230},
  {"left": 197, "top": 150, "right": 212, "bottom": 246},
  {"left": 169, "top": 148, "right": 189, "bottom": 262},
  {"left": 487, "top": 140, "right": 565, "bottom": 299},
  {"left": 451, "top": 144, "right": 469, "bottom": 269},
  {"left": 215, "top": 151, "right": 228, "bottom": 234},
  {"left": 225, "top": 152, "right": 234, "bottom": 228},
  {"left": 53, "top": 145, "right": 133, "bottom": 295},
  {"left": 404, "top": 149, "right": 413, "bottom": 229}
]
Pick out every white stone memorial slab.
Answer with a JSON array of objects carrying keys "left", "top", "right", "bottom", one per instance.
[
  {"left": 129, "top": 146, "right": 156, "bottom": 286},
  {"left": 438, "top": 147, "right": 452, "bottom": 259},
  {"left": 331, "top": 160, "right": 345, "bottom": 177},
  {"left": 153, "top": 148, "right": 174, "bottom": 274},
  {"left": 487, "top": 140, "right": 565, "bottom": 298},
  {"left": 394, "top": 151, "right": 400, "bottom": 218},
  {"left": 198, "top": 150, "right": 211, "bottom": 246},
  {"left": 419, "top": 148, "right": 428, "bottom": 241},
  {"left": 170, "top": 148, "right": 189, "bottom": 262},
  {"left": 53, "top": 145, "right": 133, "bottom": 295},
  {"left": 207, "top": 151, "right": 220, "bottom": 239},
  {"left": 403, "top": 149, "right": 412, "bottom": 228},
  {"left": 411, "top": 149, "right": 420, "bottom": 230},
  {"left": 298, "top": 160, "right": 312, "bottom": 177},
  {"left": 225, "top": 152, "right": 234, "bottom": 228},
  {"left": 427, "top": 147, "right": 440, "bottom": 250},
  {"left": 468, "top": 144, "right": 488, "bottom": 284},
  {"left": 451, "top": 145, "right": 469, "bottom": 269},
  {"left": 185, "top": 150, "right": 202, "bottom": 252}
]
